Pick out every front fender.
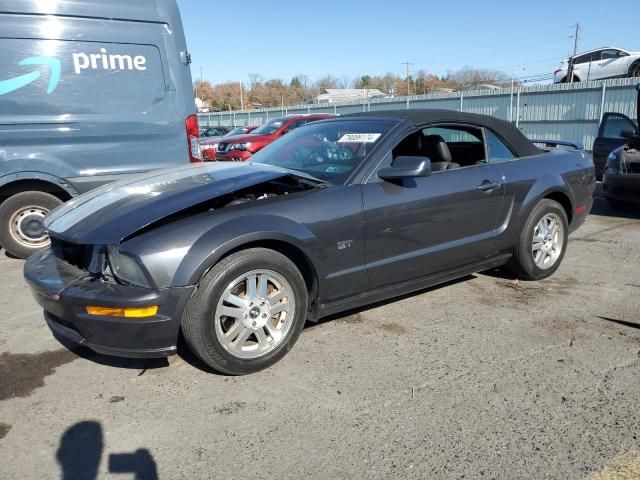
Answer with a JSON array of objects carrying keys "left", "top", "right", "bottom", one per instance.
[{"left": 172, "top": 214, "right": 320, "bottom": 287}]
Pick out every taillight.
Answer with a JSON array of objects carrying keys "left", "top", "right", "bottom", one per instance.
[{"left": 186, "top": 114, "right": 202, "bottom": 163}]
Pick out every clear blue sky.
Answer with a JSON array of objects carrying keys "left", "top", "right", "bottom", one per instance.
[{"left": 177, "top": 0, "right": 638, "bottom": 86}]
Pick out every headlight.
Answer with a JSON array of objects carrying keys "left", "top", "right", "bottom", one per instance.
[
  {"left": 604, "top": 151, "right": 621, "bottom": 176},
  {"left": 231, "top": 142, "right": 251, "bottom": 151},
  {"left": 106, "top": 246, "right": 152, "bottom": 288}
]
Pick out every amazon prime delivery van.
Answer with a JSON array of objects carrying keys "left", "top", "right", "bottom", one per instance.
[{"left": 0, "top": 0, "right": 200, "bottom": 258}]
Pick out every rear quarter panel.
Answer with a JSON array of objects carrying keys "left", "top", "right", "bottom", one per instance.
[{"left": 493, "top": 150, "right": 595, "bottom": 253}]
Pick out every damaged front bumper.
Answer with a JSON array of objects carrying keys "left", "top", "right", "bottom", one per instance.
[
  {"left": 24, "top": 249, "right": 194, "bottom": 358},
  {"left": 603, "top": 173, "right": 640, "bottom": 205}
]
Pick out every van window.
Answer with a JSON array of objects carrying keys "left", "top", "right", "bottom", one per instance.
[{"left": 0, "top": 39, "right": 165, "bottom": 116}]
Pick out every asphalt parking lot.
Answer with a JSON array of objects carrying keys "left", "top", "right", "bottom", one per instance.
[{"left": 1, "top": 194, "right": 639, "bottom": 480}]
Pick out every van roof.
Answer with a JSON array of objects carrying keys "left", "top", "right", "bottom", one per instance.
[{"left": 0, "top": 0, "right": 179, "bottom": 24}]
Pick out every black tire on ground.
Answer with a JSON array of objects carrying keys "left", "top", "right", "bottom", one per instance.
[
  {"left": 182, "top": 248, "right": 309, "bottom": 375},
  {"left": 0, "top": 191, "right": 62, "bottom": 259},
  {"left": 508, "top": 199, "right": 569, "bottom": 281}
]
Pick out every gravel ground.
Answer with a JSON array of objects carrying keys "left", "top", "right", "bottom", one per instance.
[{"left": 0, "top": 196, "right": 639, "bottom": 480}]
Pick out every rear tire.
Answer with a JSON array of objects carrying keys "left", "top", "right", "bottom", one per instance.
[
  {"left": 509, "top": 199, "right": 569, "bottom": 281},
  {"left": 0, "top": 191, "right": 62, "bottom": 259},
  {"left": 182, "top": 248, "right": 309, "bottom": 375},
  {"left": 629, "top": 62, "right": 640, "bottom": 78}
]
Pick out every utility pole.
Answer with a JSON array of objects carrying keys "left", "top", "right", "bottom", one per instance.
[
  {"left": 239, "top": 82, "right": 244, "bottom": 110},
  {"left": 569, "top": 23, "right": 581, "bottom": 82},
  {"left": 510, "top": 68, "right": 514, "bottom": 122},
  {"left": 301, "top": 75, "right": 309, "bottom": 102},
  {"left": 401, "top": 61, "right": 413, "bottom": 97},
  {"left": 199, "top": 67, "right": 203, "bottom": 109}
]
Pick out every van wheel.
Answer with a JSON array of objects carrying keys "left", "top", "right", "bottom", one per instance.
[
  {"left": 0, "top": 192, "right": 62, "bottom": 259},
  {"left": 509, "top": 199, "right": 569, "bottom": 281},
  {"left": 182, "top": 248, "right": 309, "bottom": 375}
]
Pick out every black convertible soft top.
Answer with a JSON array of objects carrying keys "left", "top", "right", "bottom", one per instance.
[{"left": 344, "top": 109, "right": 542, "bottom": 158}]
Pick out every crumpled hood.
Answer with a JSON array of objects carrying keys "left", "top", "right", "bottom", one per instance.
[{"left": 46, "top": 162, "right": 299, "bottom": 244}]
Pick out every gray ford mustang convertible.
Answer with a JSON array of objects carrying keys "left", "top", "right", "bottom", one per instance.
[{"left": 24, "top": 110, "right": 596, "bottom": 374}]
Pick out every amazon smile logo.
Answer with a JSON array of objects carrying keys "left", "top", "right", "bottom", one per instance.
[
  {"left": 0, "top": 56, "right": 61, "bottom": 95},
  {"left": 1, "top": 49, "right": 148, "bottom": 96}
]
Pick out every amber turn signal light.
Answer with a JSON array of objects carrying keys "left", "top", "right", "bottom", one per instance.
[{"left": 86, "top": 306, "right": 158, "bottom": 318}]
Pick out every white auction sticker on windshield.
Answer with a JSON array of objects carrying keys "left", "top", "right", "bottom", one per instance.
[{"left": 337, "top": 133, "right": 382, "bottom": 143}]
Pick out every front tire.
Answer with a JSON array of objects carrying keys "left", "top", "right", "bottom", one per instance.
[
  {"left": 509, "top": 199, "right": 569, "bottom": 280},
  {"left": 0, "top": 191, "right": 62, "bottom": 259},
  {"left": 182, "top": 248, "right": 309, "bottom": 375}
]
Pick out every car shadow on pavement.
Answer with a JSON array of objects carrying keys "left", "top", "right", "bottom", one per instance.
[
  {"left": 589, "top": 187, "right": 640, "bottom": 220},
  {"left": 57, "top": 421, "right": 158, "bottom": 480},
  {"left": 176, "top": 276, "right": 480, "bottom": 374},
  {"left": 597, "top": 315, "right": 640, "bottom": 330},
  {"left": 53, "top": 334, "right": 170, "bottom": 371}
]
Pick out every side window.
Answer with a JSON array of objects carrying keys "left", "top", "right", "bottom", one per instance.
[
  {"left": 485, "top": 130, "right": 516, "bottom": 163},
  {"left": 600, "top": 113, "right": 637, "bottom": 139},
  {"left": 391, "top": 124, "right": 486, "bottom": 170},
  {"left": 573, "top": 54, "right": 588, "bottom": 65},
  {"left": 601, "top": 49, "right": 620, "bottom": 60},
  {"left": 422, "top": 127, "right": 482, "bottom": 144}
]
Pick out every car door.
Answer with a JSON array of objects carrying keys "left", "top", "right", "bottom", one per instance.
[
  {"left": 581, "top": 50, "right": 603, "bottom": 81},
  {"left": 593, "top": 112, "right": 639, "bottom": 178},
  {"left": 362, "top": 125, "right": 506, "bottom": 289},
  {"left": 597, "top": 49, "right": 630, "bottom": 80}
]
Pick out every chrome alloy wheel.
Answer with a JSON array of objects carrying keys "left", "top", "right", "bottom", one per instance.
[
  {"left": 214, "top": 269, "right": 296, "bottom": 359},
  {"left": 9, "top": 205, "right": 50, "bottom": 249},
  {"left": 531, "top": 213, "right": 564, "bottom": 270}
]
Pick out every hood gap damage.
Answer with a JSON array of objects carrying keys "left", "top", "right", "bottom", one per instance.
[{"left": 121, "top": 174, "right": 320, "bottom": 243}]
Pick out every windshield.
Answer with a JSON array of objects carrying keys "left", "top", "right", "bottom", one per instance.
[
  {"left": 252, "top": 118, "right": 286, "bottom": 135},
  {"left": 202, "top": 128, "right": 223, "bottom": 137},
  {"left": 226, "top": 127, "right": 250, "bottom": 136},
  {"left": 250, "top": 119, "right": 396, "bottom": 184}
]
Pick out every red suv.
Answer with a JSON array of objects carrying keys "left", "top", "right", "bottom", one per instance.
[{"left": 214, "top": 114, "right": 335, "bottom": 161}]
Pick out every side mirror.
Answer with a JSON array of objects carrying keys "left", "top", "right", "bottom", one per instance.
[
  {"left": 378, "top": 156, "right": 431, "bottom": 181},
  {"left": 621, "top": 130, "right": 636, "bottom": 139},
  {"left": 281, "top": 129, "right": 290, "bottom": 136}
]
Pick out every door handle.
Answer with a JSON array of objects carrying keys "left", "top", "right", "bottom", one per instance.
[{"left": 478, "top": 180, "right": 502, "bottom": 192}]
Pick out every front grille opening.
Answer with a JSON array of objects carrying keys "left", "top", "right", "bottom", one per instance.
[{"left": 50, "top": 237, "right": 94, "bottom": 270}]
